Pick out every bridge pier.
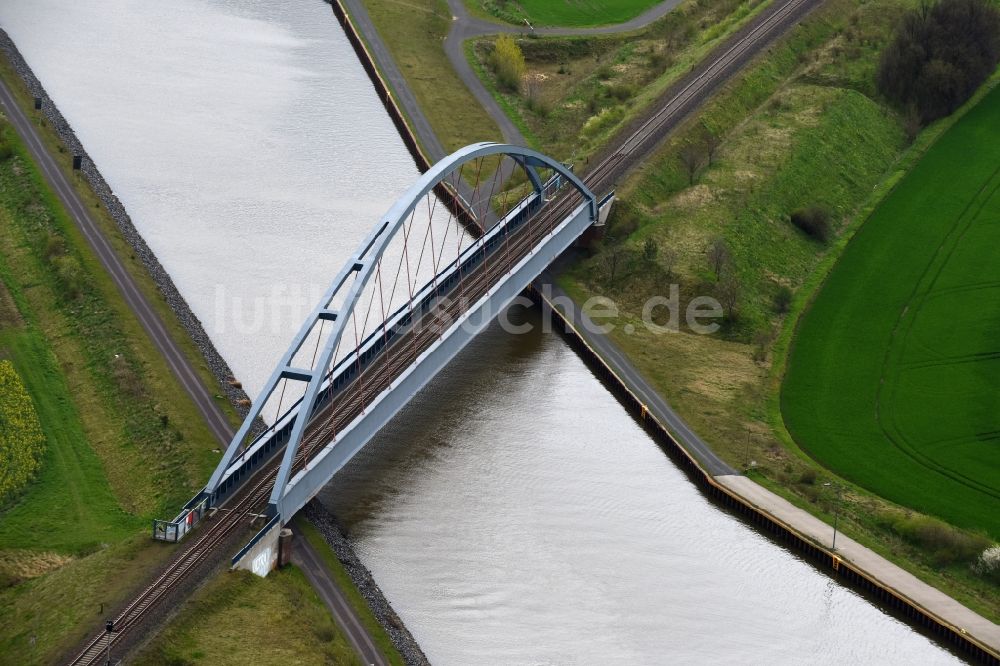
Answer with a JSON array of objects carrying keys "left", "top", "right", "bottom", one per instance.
[{"left": 232, "top": 515, "right": 282, "bottom": 576}]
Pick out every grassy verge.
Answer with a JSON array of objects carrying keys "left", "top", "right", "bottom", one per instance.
[
  {"left": 134, "top": 566, "right": 360, "bottom": 665},
  {"left": 295, "top": 517, "right": 405, "bottom": 665},
  {"left": 0, "top": 534, "right": 179, "bottom": 664},
  {"left": 470, "top": 0, "right": 772, "bottom": 162},
  {"left": 0, "top": 117, "right": 218, "bottom": 526},
  {"left": 463, "top": 0, "right": 665, "bottom": 27},
  {"left": 350, "top": 0, "right": 502, "bottom": 153},
  {"left": 782, "top": 84, "right": 1000, "bottom": 537},
  {"left": 555, "top": 0, "right": 1000, "bottom": 622},
  {"left": 0, "top": 110, "right": 225, "bottom": 661}
]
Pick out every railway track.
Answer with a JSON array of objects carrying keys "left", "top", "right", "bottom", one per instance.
[{"left": 65, "top": 0, "right": 821, "bottom": 660}]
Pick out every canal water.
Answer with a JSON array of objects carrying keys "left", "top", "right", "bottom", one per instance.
[{"left": 0, "top": 1, "right": 966, "bottom": 663}]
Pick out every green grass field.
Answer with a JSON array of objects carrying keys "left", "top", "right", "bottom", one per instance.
[
  {"left": 782, "top": 84, "right": 1000, "bottom": 539},
  {"left": 134, "top": 567, "right": 360, "bottom": 665},
  {"left": 467, "top": 0, "right": 663, "bottom": 27}
]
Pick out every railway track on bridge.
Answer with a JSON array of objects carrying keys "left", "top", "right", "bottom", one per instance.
[{"left": 65, "top": 0, "right": 822, "bottom": 660}]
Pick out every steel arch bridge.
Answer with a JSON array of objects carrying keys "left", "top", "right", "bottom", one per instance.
[{"left": 154, "top": 143, "right": 610, "bottom": 573}]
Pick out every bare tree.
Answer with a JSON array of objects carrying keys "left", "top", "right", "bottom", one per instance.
[
  {"left": 717, "top": 274, "right": 742, "bottom": 319},
  {"left": 706, "top": 237, "right": 731, "bottom": 281},
  {"left": 604, "top": 247, "right": 624, "bottom": 285},
  {"left": 678, "top": 141, "right": 707, "bottom": 185},
  {"left": 704, "top": 129, "right": 723, "bottom": 166},
  {"left": 642, "top": 237, "right": 658, "bottom": 264},
  {"left": 661, "top": 247, "right": 678, "bottom": 278}
]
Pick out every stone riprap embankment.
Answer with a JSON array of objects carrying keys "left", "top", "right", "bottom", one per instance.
[{"left": 304, "top": 501, "right": 430, "bottom": 666}]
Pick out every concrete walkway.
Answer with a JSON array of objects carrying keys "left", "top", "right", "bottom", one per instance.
[{"left": 717, "top": 475, "right": 1000, "bottom": 652}]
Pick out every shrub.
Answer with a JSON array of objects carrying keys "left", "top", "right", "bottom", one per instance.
[
  {"left": 490, "top": 35, "right": 526, "bottom": 92},
  {"left": 798, "top": 469, "right": 817, "bottom": 485},
  {"left": 892, "top": 515, "right": 991, "bottom": 566},
  {"left": 876, "top": 0, "right": 1000, "bottom": 124},
  {"left": 581, "top": 106, "right": 624, "bottom": 138},
  {"left": 773, "top": 285, "right": 793, "bottom": 314},
  {"left": 0, "top": 361, "right": 46, "bottom": 506},
  {"left": 973, "top": 545, "right": 1000, "bottom": 582},
  {"left": 790, "top": 206, "right": 832, "bottom": 243},
  {"left": 52, "top": 255, "right": 85, "bottom": 300},
  {"left": 607, "top": 83, "right": 635, "bottom": 102},
  {"left": 43, "top": 231, "right": 65, "bottom": 259}
]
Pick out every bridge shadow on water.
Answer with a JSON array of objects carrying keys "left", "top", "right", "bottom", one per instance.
[{"left": 317, "top": 300, "right": 549, "bottom": 527}]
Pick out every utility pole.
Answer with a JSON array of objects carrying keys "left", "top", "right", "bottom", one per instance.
[
  {"left": 744, "top": 428, "right": 751, "bottom": 471},
  {"left": 104, "top": 619, "right": 114, "bottom": 665},
  {"left": 823, "top": 482, "right": 842, "bottom": 550}
]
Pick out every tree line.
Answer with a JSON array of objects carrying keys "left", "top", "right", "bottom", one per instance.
[{"left": 877, "top": 0, "right": 1000, "bottom": 124}]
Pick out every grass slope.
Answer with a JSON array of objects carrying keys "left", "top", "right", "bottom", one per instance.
[
  {"left": 0, "top": 79, "right": 220, "bottom": 660},
  {"left": 782, "top": 84, "right": 1000, "bottom": 538},
  {"left": 0, "top": 118, "right": 217, "bottom": 545},
  {"left": 466, "top": 0, "right": 664, "bottom": 27},
  {"left": 134, "top": 567, "right": 360, "bottom": 665},
  {"left": 0, "top": 323, "right": 140, "bottom": 554}
]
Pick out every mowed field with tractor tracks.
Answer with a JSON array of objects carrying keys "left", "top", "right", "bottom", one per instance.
[{"left": 782, "top": 83, "right": 1000, "bottom": 538}]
